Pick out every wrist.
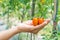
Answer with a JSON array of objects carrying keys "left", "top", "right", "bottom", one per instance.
[
  {"left": 11, "top": 26, "right": 21, "bottom": 34},
  {"left": 16, "top": 26, "right": 22, "bottom": 33}
]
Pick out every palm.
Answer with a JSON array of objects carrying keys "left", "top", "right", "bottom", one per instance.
[{"left": 18, "top": 19, "right": 50, "bottom": 34}]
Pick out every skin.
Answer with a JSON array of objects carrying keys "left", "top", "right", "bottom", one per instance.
[{"left": 0, "top": 19, "right": 50, "bottom": 40}]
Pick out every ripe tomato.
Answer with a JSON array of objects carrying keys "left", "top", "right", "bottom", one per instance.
[
  {"left": 32, "top": 18, "right": 38, "bottom": 26},
  {"left": 38, "top": 18, "right": 44, "bottom": 24},
  {"left": 32, "top": 18, "right": 44, "bottom": 26}
]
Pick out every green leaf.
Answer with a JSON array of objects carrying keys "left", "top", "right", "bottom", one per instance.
[{"left": 19, "top": 0, "right": 30, "bottom": 5}]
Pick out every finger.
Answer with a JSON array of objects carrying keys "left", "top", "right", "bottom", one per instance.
[
  {"left": 30, "top": 19, "right": 50, "bottom": 34},
  {"left": 34, "top": 19, "right": 50, "bottom": 30},
  {"left": 32, "top": 29, "right": 40, "bottom": 34}
]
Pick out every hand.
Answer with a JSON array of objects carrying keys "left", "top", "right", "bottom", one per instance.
[{"left": 17, "top": 19, "right": 50, "bottom": 34}]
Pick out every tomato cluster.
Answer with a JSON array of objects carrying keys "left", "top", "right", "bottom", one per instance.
[{"left": 32, "top": 18, "right": 44, "bottom": 26}]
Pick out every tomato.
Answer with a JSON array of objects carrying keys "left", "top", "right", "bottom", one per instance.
[
  {"left": 38, "top": 18, "right": 44, "bottom": 24},
  {"left": 32, "top": 18, "right": 44, "bottom": 26},
  {"left": 32, "top": 18, "right": 38, "bottom": 26}
]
